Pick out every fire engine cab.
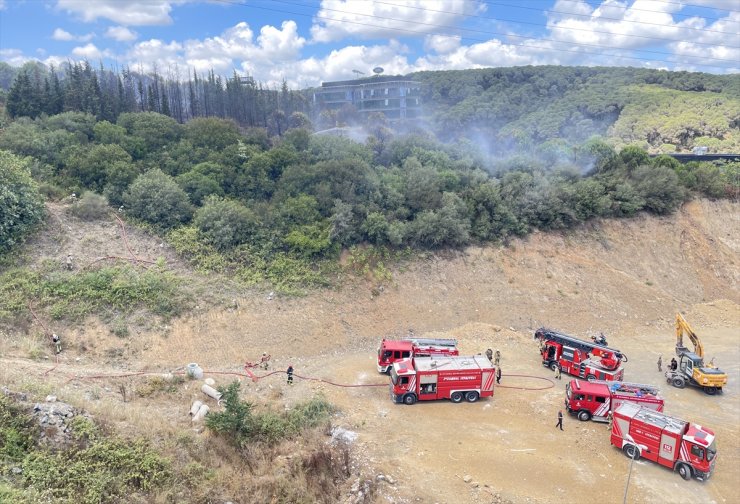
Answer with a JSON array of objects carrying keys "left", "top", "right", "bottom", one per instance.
[
  {"left": 377, "top": 337, "right": 458, "bottom": 373},
  {"left": 611, "top": 403, "right": 717, "bottom": 481},
  {"left": 389, "top": 355, "right": 494, "bottom": 405},
  {"left": 566, "top": 379, "right": 663, "bottom": 422}
]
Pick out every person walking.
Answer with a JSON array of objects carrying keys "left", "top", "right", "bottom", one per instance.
[
  {"left": 554, "top": 366, "right": 561, "bottom": 380},
  {"left": 496, "top": 367, "right": 501, "bottom": 384},
  {"left": 556, "top": 410, "right": 564, "bottom": 431},
  {"left": 494, "top": 350, "right": 501, "bottom": 367},
  {"left": 657, "top": 355, "right": 662, "bottom": 372},
  {"left": 286, "top": 364, "right": 294, "bottom": 385}
]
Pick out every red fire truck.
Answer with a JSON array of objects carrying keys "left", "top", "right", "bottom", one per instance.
[
  {"left": 377, "top": 337, "right": 458, "bottom": 373},
  {"left": 566, "top": 379, "right": 664, "bottom": 422},
  {"left": 389, "top": 355, "right": 494, "bottom": 405},
  {"left": 611, "top": 403, "right": 717, "bottom": 481},
  {"left": 534, "top": 328, "right": 627, "bottom": 381}
]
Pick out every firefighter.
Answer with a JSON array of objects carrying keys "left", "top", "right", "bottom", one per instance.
[
  {"left": 496, "top": 367, "right": 501, "bottom": 384},
  {"left": 52, "top": 333, "right": 62, "bottom": 354},
  {"left": 556, "top": 410, "right": 564, "bottom": 431},
  {"left": 657, "top": 354, "right": 662, "bottom": 372},
  {"left": 494, "top": 349, "right": 501, "bottom": 367},
  {"left": 286, "top": 364, "right": 294, "bottom": 385},
  {"left": 260, "top": 352, "right": 270, "bottom": 370},
  {"left": 670, "top": 358, "right": 678, "bottom": 371},
  {"left": 65, "top": 255, "right": 73, "bottom": 271},
  {"left": 554, "top": 366, "right": 561, "bottom": 380},
  {"left": 607, "top": 411, "right": 613, "bottom": 431},
  {"left": 485, "top": 348, "right": 493, "bottom": 362}
]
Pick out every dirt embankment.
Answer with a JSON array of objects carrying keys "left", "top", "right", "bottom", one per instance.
[{"left": 2, "top": 198, "right": 739, "bottom": 504}]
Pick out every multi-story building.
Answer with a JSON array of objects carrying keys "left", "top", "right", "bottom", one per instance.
[{"left": 313, "top": 75, "right": 422, "bottom": 121}]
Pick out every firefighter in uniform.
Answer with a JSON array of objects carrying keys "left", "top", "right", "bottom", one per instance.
[
  {"left": 657, "top": 354, "right": 662, "bottom": 372},
  {"left": 52, "top": 333, "right": 62, "bottom": 354},
  {"left": 556, "top": 410, "right": 564, "bottom": 431},
  {"left": 286, "top": 365, "right": 294, "bottom": 385},
  {"left": 554, "top": 366, "right": 561, "bottom": 380},
  {"left": 260, "top": 352, "right": 270, "bottom": 370},
  {"left": 496, "top": 367, "right": 501, "bottom": 384},
  {"left": 494, "top": 350, "right": 501, "bottom": 367},
  {"left": 485, "top": 348, "right": 493, "bottom": 362},
  {"left": 607, "top": 411, "right": 613, "bottom": 431}
]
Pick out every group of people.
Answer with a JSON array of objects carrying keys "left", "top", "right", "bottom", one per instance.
[{"left": 485, "top": 348, "right": 502, "bottom": 384}]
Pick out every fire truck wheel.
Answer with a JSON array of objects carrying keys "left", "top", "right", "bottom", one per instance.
[
  {"left": 450, "top": 392, "right": 463, "bottom": 403},
  {"left": 672, "top": 378, "right": 686, "bottom": 389},
  {"left": 403, "top": 394, "right": 417, "bottom": 405},
  {"left": 704, "top": 387, "right": 717, "bottom": 395},
  {"left": 678, "top": 463, "right": 692, "bottom": 480},
  {"left": 623, "top": 444, "right": 640, "bottom": 460},
  {"left": 549, "top": 362, "right": 559, "bottom": 371},
  {"left": 577, "top": 410, "right": 591, "bottom": 421},
  {"left": 587, "top": 374, "right": 596, "bottom": 381},
  {"left": 465, "top": 391, "right": 479, "bottom": 403}
]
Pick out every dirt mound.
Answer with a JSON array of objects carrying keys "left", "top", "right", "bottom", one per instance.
[{"left": 3, "top": 198, "right": 739, "bottom": 503}]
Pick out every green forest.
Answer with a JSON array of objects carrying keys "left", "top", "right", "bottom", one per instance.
[{"left": 1, "top": 62, "right": 739, "bottom": 294}]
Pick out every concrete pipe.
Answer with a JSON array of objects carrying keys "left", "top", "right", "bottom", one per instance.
[
  {"left": 192, "top": 404, "right": 210, "bottom": 422},
  {"left": 201, "top": 384, "right": 222, "bottom": 402},
  {"left": 189, "top": 400, "right": 203, "bottom": 416}
]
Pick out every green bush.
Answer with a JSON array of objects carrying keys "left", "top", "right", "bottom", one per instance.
[
  {"left": 207, "top": 381, "right": 333, "bottom": 446},
  {"left": 67, "top": 191, "right": 109, "bottom": 221},
  {"left": 0, "top": 396, "right": 37, "bottom": 461},
  {"left": 194, "top": 197, "right": 259, "bottom": 250},
  {"left": 0, "top": 150, "right": 46, "bottom": 254},
  {"left": 124, "top": 169, "right": 193, "bottom": 228}
]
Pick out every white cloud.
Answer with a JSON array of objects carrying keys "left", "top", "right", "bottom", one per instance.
[
  {"left": 0, "top": 49, "right": 30, "bottom": 66},
  {"left": 310, "top": 0, "right": 485, "bottom": 42},
  {"left": 52, "top": 28, "right": 75, "bottom": 41},
  {"left": 0, "top": 0, "right": 6, "bottom": 10},
  {"left": 71, "top": 43, "right": 111, "bottom": 60},
  {"left": 56, "top": 0, "right": 189, "bottom": 26},
  {"left": 105, "top": 26, "right": 139, "bottom": 42},
  {"left": 52, "top": 28, "right": 95, "bottom": 42}
]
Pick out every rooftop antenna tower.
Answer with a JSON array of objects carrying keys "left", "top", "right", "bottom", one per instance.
[{"left": 352, "top": 69, "right": 365, "bottom": 78}]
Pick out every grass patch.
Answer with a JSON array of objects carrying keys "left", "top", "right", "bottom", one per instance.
[
  {"left": 0, "top": 396, "right": 37, "bottom": 462},
  {"left": 168, "top": 226, "right": 335, "bottom": 294},
  {"left": 0, "top": 264, "right": 192, "bottom": 322},
  {"left": 135, "top": 375, "right": 186, "bottom": 398}
]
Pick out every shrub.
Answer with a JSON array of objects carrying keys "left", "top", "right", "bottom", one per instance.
[
  {"left": 67, "top": 191, "right": 109, "bottom": 221},
  {"left": 631, "top": 165, "right": 685, "bottom": 214},
  {"left": 193, "top": 197, "right": 259, "bottom": 250},
  {"left": 0, "top": 150, "right": 45, "bottom": 254},
  {"left": 124, "top": 169, "right": 193, "bottom": 228}
]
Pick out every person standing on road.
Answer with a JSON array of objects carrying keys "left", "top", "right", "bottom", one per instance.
[
  {"left": 496, "top": 367, "right": 501, "bottom": 384},
  {"left": 670, "top": 358, "right": 678, "bottom": 371},
  {"left": 657, "top": 355, "right": 662, "bottom": 372},
  {"left": 554, "top": 366, "right": 561, "bottom": 380},
  {"left": 494, "top": 349, "right": 501, "bottom": 367},
  {"left": 486, "top": 348, "right": 493, "bottom": 362},
  {"left": 286, "top": 364, "right": 294, "bottom": 385},
  {"left": 556, "top": 410, "right": 564, "bottom": 431}
]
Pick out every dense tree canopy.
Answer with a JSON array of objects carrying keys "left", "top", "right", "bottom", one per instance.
[{"left": 0, "top": 150, "right": 45, "bottom": 253}]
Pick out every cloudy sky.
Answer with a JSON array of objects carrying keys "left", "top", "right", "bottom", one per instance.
[{"left": 0, "top": 0, "right": 737, "bottom": 87}]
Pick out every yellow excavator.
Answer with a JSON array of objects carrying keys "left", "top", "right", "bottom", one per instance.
[{"left": 665, "top": 313, "right": 727, "bottom": 395}]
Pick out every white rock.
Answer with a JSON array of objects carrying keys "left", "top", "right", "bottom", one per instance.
[
  {"left": 45, "top": 395, "right": 57, "bottom": 402},
  {"left": 463, "top": 475, "right": 472, "bottom": 483}
]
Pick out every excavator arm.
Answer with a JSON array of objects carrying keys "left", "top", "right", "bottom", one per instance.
[{"left": 676, "top": 313, "right": 704, "bottom": 358}]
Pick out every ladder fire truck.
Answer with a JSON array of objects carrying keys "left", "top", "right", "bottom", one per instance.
[
  {"left": 389, "top": 355, "right": 494, "bottom": 405},
  {"left": 565, "top": 379, "right": 663, "bottom": 422},
  {"left": 534, "top": 328, "right": 627, "bottom": 381},
  {"left": 377, "top": 337, "right": 458, "bottom": 373},
  {"left": 611, "top": 402, "right": 717, "bottom": 481}
]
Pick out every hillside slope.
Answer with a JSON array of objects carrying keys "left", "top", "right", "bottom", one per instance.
[{"left": 1, "top": 198, "right": 738, "bottom": 503}]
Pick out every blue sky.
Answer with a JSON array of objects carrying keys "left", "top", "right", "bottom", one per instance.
[{"left": 0, "top": 0, "right": 737, "bottom": 87}]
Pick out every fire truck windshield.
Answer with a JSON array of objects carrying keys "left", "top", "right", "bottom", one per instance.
[
  {"left": 707, "top": 440, "right": 717, "bottom": 461},
  {"left": 390, "top": 367, "right": 399, "bottom": 385}
]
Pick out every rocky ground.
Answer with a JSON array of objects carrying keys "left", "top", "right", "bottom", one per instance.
[{"left": 1, "top": 198, "right": 738, "bottom": 503}]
